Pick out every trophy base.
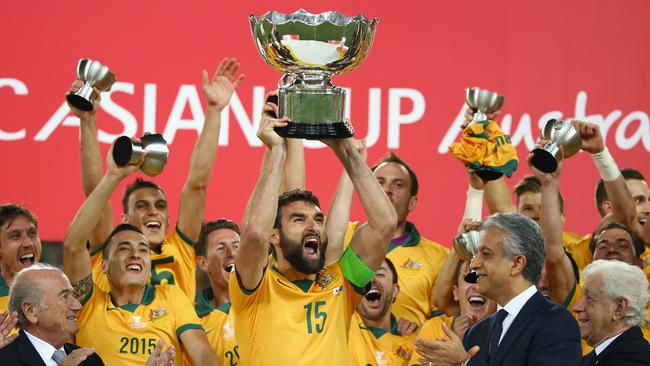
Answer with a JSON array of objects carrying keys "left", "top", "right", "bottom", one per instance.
[
  {"left": 66, "top": 93, "right": 94, "bottom": 112},
  {"left": 275, "top": 121, "right": 354, "bottom": 140},
  {"left": 530, "top": 148, "right": 558, "bottom": 173},
  {"left": 475, "top": 170, "right": 503, "bottom": 181}
]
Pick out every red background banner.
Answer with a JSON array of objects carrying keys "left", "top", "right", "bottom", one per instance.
[{"left": 1, "top": 1, "right": 649, "bottom": 243}]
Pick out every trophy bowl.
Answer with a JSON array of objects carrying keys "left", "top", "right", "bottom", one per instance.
[
  {"left": 250, "top": 9, "right": 378, "bottom": 139},
  {"left": 530, "top": 119, "right": 582, "bottom": 173},
  {"left": 113, "top": 133, "right": 169, "bottom": 177},
  {"left": 67, "top": 58, "right": 116, "bottom": 112},
  {"left": 466, "top": 87, "right": 504, "bottom": 123}
]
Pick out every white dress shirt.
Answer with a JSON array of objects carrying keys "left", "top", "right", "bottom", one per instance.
[
  {"left": 496, "top": 285, "right": 538, "bottom": 345},
  {"left": 24, "top": 330, "right": 65, "bottom": 366},
  {"left": 594, "top": 331, "right": 624, "bottom": 355}
]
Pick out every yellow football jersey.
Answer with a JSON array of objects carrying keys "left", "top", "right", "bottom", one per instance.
[
  {"left": 348, "top": 312, "right": 416, "bottom": 366},
  {"left": 193, "top": 288, "right": 239, "bottom": 366},
  {"left": 76, "top": 283, "right": 202, "bottom": 366},
  {"left": 0, "top": 275, "right": 8, "bottom": 313},
  {"left": 407, "top": 316, "right": 451, "bottom": 365},
  {"left": 345, "top": 222, "right": 449, "bottom": 324},
  {"left": 641, "top": 247, "right": 650, "bottom": 283},
  {"left": 566, "top": 234, "right": 593, "bottom": 272},
  {"left": 90, "top": 226, "right": 196, "bottom": 300},
  {"left": 229, "top": 260, "right": 364, "bottom": 366}
]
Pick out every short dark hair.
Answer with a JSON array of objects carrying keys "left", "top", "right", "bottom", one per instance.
[
  {"left": 384, "top": 257, "right": 398, "bottom": 285},
  {"left": 195, "top": 219, "right": 241, "bottom": 257},
  {"left": 590, "top": 222, "right": 645, "bottom": 259},
  {"left": 102, "top": 223, "right": 145, "bottom": 259},
  {"left": 274, "top": 190, "right": 321, "bottom": 229},
  {"left": 595, "top": 168, "right": 645, "bottom": 217},
  {"left": 0, "top": 204, "right": 37, "bottom": 231},
  {"left": 122, "top": 178, "right": 165, "bottom": 214},
  {"left": 514, "top": 176, "right": 565, "bottom": 214},
  {"left": 371, "top": 152, "right": 419, "bottom": 196}
]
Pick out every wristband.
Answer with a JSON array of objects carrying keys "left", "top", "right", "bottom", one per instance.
[
  {"left": 590, "top": 147, "right": 620, "bottom": 182},
  {"left": 463, "top": 186, "right": 484, "bottom": 221}
]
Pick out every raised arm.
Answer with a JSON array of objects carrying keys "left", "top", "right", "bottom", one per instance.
[
  {"left": 572, "top": 120, "right": 636, "bottom": 226},
  {"left": 178, "top": 329, "right": 220, "bottom": 366},
  {"left": 529, "top": 149, "right": 575, "bottom": 304},
  {"left": 236, "top": 102, "right": 288, "bottom": 290},
  {"left": 177, "top": 58, "right": 244, "bottom": 241},
  {"left": 324, "top": 140, "right": 367, "bottom": 265},
  {"left": 324, "top": 138, "right": 397, "bottom": 271},
  {"left": 68, "top": 80, "right": 114, "bottom": 250},
  {"left": 282, "top": 137, "right": 306, "bottom": 192},
  {"left": 63, "top": 141, "right": 141, "bottom": 301},
  {"left": 483, "top": 177, "right": 517, "bottom": 214}
]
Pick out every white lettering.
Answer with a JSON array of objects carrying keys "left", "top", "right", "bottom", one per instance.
[
  {"left": 0, "top": 78, "right": 28, "bottom": 140},
  {"left": 98, "top": 82, "right": 138, "bottom": 143},
  {"left": 143, "top": 83, "right": 157, "bottom": 134},
  {"left": 34, "top": 102, "right": 79, "bottom": 141},
  {"left": 615, "top": 111, "right": 650, "bottom": 151},
  {"left": 163, "top": 84, "right": 205, "bottom": 143},
  {"left": 387, "top": 88, "right": 425, "bottom": 149}
]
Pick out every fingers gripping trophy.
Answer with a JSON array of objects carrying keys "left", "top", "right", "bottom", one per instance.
[
  {"left": 250, "top": 9, "right": 378, "bottom": 139},
  {"left": 66, "top": 58, "right": 116, "bottom": 112}
]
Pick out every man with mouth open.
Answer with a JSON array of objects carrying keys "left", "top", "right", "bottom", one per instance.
[
  {"left": 68, "top": 58, "right": 244, "bottom": 301},
  {"left": 413, "top": 213, "right": 582, "bottom": 366},
  {"left": 229, "top": 100, "right": 397, "bottom": 365},
  {"left": 0, "top": 204, "right": 41, "bottom": 314},
  {"left": 193, "top": 218, "right": 240, "bottom": 366},
  {"left": 348, "top": 258, "right": 417, "bottom": 366},
  {"left": 62, "top": 142, "right": 218, "bottom": 366}
]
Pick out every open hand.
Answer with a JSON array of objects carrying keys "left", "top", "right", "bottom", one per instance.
[{"left": 202, "top": 57, "right": 245, "bottom": 109}]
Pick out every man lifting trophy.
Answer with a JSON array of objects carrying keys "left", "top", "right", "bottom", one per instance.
[{"left": 250, "top": 9, "right": 378, "bottom": 139}]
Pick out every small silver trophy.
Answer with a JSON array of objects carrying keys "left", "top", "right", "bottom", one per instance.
[
  {"left": 466, "top": 87, "right": 504, "bottom": 124},
  {"left": 530, "top": 119, "right": 582, "bottom": 173},
  {"left": 113, "top": 133, "right": 169, "bottom": 177},
  {"left": 66, "top": 58, "right": 116, "bottom": 112},
  {"left": 453, "top": 230, "right": 481, "bottom": 284},
  {"left": 250, "top": 9, "right": 378, "bottom": 139}
]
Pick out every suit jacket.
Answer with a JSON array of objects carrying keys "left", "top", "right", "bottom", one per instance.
[
  {"left": 0, "top": 329, "right": 104, "bottom": 366},
  {"left": 586, "top": 326, "right": 650, "bottom": 366},
  {"left": 462, "top": 290, "right": 581, "bottom": 366}
]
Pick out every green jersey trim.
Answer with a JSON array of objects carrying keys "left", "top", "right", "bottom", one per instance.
[
  {"left": 340, "top": 246, "right": 375, "bottom": 288},
  {"left": 176, "top": 323, "right": 204, "bottom": 336}
]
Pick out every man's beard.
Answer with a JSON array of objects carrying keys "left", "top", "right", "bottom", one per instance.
[{"left": 279, "top": 231, "right": 328, "bottom": 274}]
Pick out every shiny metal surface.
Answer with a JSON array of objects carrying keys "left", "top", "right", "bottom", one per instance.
[
  {"left": 250, "top": 9, "right": 377, "bottom": 137},
  {"left": 453, "top": 230, "right": 481, "bottom": 262},
  {"left": 466, "top": 87, "right": 504, "bottom": 123},
  {"left": 531, "top": 119, "right": 582, "bottom": 173},
  {"left": 67, "top": 58, "right": 116, "bottom": 112},
  {"left": 112, "top": 133, "right": 169, "bottom": 177}
]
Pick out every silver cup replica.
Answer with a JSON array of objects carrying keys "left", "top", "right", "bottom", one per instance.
[
  {"left": 530, "top": 119, "right": 582, "bottom": 173},
  {"left": 466, "top": 87, "right": 504, "bottom": 124},
  {"left": 250, "top": 9, "right": 378, "bottom": 139},
  {"left": 113, "top": 133, "right": 169, "bottom": 177},
  {"left": 453, "top": 230, "right": 481, "bottom": 284},
  {"left": 66, "top": 58, "right": 116, "bottom": 112}
]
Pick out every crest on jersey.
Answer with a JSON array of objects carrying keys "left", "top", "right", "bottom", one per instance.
[
  {"left": 149, "top": 306, "right": 169, "bottom": 322},
  {"left": 393, "top": 344, "right": 413, "bottom": 360},
  {"left": 127, "top": 315, "right": 148, "bottom": 330},
  {"left": 317, "top": 272, "right": 338, "bottom": 289},
  {"left": 401, "top": 258, "right": 423, "bottom": 271}
]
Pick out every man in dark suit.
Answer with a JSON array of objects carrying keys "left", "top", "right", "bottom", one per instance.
[
  {"left": 414, "top": 213, "right": 582, "bottom": 365},
  {"left": 0, "top": 263, "right": 103, "bottom": 365},
  {"left": 574, "top": 260, "right": 650, "bottom": 366}
]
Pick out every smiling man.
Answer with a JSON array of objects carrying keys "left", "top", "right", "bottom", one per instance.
[
  {"left": 0, "top": 204, "right": 41, "bottom": 313},
  {"left": 573, "top": 260, "right": 650, "bottom": 365},
  {"left": 193, "top": 219, "right": 240, "bottom": 366},
  {"left": 348, "top": 258, "right": 417, "bottom": 366},
  {"left": 1, "top": 264, "right": 104, "bottom": 365}
]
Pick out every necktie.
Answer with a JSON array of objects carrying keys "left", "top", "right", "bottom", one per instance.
[
  {"left": 582, "top": 350, "right": 597, "bottom": 366},
  {"left": 52, "top": 349, "right": 66, "bottom": 365},
  {"left": 488, "top": 309, "right": 509, "bottom": 361}
]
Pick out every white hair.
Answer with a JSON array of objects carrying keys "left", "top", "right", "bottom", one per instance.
[
  {"left": 583, "top": 260, "right": 649, "bottom": 327},
  {"left": 8, "top": 263, "right": 64, "bottom": 328}
]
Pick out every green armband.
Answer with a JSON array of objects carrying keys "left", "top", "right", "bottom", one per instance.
[{"left": 340, "top": 246, "right": 375, "bottom": 288}]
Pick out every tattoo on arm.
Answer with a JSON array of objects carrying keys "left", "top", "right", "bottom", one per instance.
[{"left": 72, "top": 275, "right": 93, "bottom": 301}]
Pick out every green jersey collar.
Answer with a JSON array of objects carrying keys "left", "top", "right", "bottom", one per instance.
[
  {"left": 365, "top": 313, "right": 401, "bottom": 339},
  {"left": 195, "top": 287, "right": 231, "bottom": 317},
  {"left": 110, "top": 284, "right": 155, "bottom": 313},
  {"left": 0, "top": 274, "right": 9, "bottom": 297},
  {"left": 387, "top": 222, "right": 421, "bottom": 253}
]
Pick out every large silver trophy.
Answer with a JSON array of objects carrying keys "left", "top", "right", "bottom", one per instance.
[
  {"left": 250, "top": 9, "right": 378, "bottom": 139},
  {"left": 66, "top": 58, "right": 116, "bottom": 112},
  {"left": 530, "top": 119, "right": 582, "bottom": 173},
  {"left": 113, "top": 133, "right": 169, "bottom": 177},
  {"left": 466, "top": 87, "right": 504, "bottom": 124},
  {"left": 453, "top": 230, "right": 481, "bottom": 284}
]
